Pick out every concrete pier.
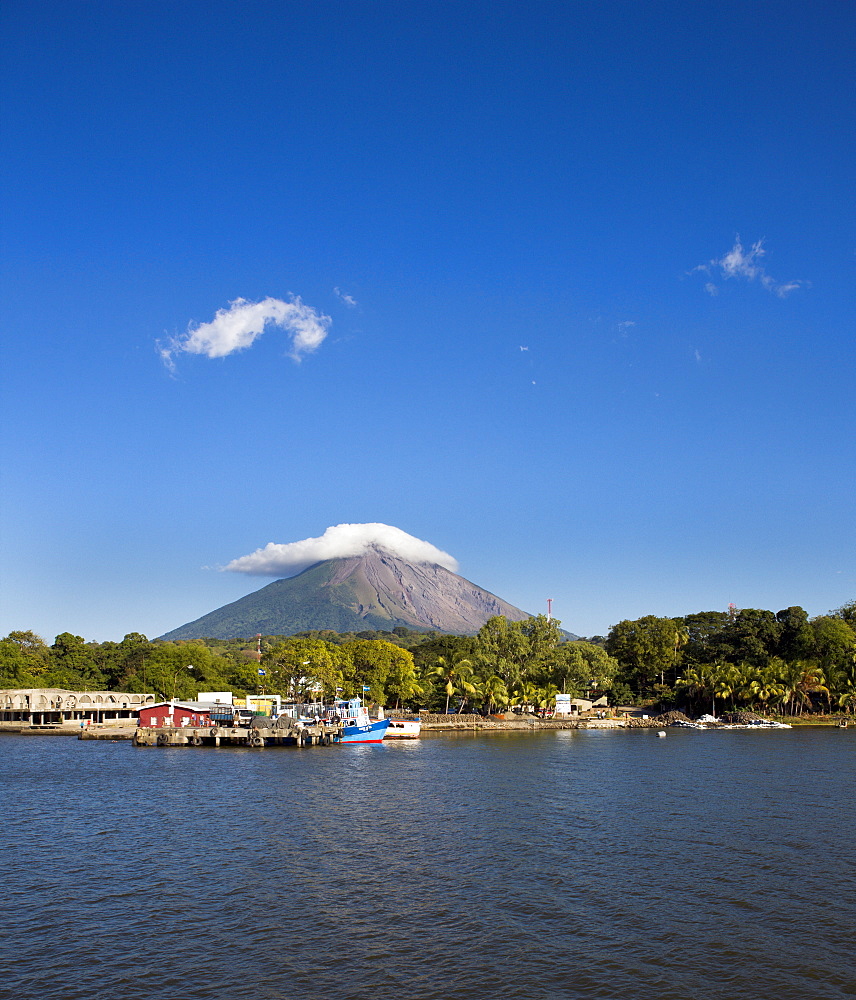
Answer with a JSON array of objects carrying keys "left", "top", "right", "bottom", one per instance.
[{"left": 132, "top": 720, "right": 340, "bottom": 748}]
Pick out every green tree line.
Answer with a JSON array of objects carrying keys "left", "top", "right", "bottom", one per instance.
[
  {"left": 604, "top": 601, "right": 856, "bottom": 715},
  {"left": 0, "top": 615, "right": 618, "bottom": 714},
  {"left": 2, "top": 599, "right": 853, "bottom": 716}
]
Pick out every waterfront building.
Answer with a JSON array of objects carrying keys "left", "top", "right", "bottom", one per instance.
[
  {"left": 0, "top": 688, "right": 157, "bottom": 727},
  {"left": 137, "top": 700, "right": 214, "bottom": 728}
]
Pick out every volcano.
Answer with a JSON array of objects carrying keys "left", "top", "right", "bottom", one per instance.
[{"left": 159, "top": 546, "right": 531, "bottom": 640}]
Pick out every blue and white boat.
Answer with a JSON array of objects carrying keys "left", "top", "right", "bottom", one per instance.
[{"left": 325, "top": 698, "right": 389, "bottom": 744}]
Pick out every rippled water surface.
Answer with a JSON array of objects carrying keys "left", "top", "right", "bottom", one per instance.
[{"left": 2, "top": 728, "right": 855, "bottom": 999}]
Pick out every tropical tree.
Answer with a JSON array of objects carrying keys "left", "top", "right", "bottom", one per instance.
[
  {"left": 536, "top": 683, "right": 559, "bottom": 717},
  {"left": 551, "top": 641, "right": 619, "bottom": 696},
  {"left": 776, "top": 607, "right": 816, "bottom": 662},
  {"left": 797, "top": 662, "right": 830, "bottom": 713},
  {"left": 606, "top": 616, "right": 678, "bottom": 694},
  {"left": 811, "top": 617, "right": 856, "bottom": 671},
  {"left": 143, "top": 643, "right": 226, "bottom": 700},
  {"left": 712, "top": 662, "right": 743, "bottom": 712},
  {"left": 713, "top": 608, "right": 782, "bottom": 666},
  {"left": 481, "top": 674, "right": 510, "bottom": 715},
  {"left": 518, "top": 614, "right": 564, "bottom": 668},
  {"left": 385, "top": 649, "right": 422, "bottom": 709},
  {"left": 828, "top": 599, "right": 856, "bottom": 633},
  {"left": 49, "top": 633, "right": 106, "bottom": 689},
  {"left": 0, "top": 630, "right": 49, "bottom": 685},
  {"left": 837, "top": 679, "right": 856, "bottom": 714},
  {"left": 461, "top": 672, "right": 489, "bottom": 714},
  {"left": 676, "top": 663, "right": 715, "bottom": 715},
  {"left": 339, "top": 639, "right": 412, "bottom": 703},
  {"left": 746, "top": 662, "right": 786, "bottom": 715},
  {"left": 680, "top": 611, "right": 730, "bottom": 665},
  {"left": 262, "top": 638, "right": 342, "bottom": 701},
  {"left": 777, "top": 661, "right": 805, "bottom": 716},
  {"left": 476, "top": 616, "right": 530, "bottom": 687},
  {"left": 512, "top": 680, "right": 538, "bottom": 714},
  {"left": 429, "top": 654, "right": 475, "bottom": 714},
  {"left": 667, "top": 623, "right": 690, "bottom": 685}
]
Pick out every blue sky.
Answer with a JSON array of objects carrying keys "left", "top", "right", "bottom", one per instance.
[{"left": 2, "top": 0, "right": 853, "bottom": 642}]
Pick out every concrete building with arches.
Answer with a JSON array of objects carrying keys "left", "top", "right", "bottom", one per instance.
[{"left": 0, "top": 688, "right": 157, "bottom": 728}]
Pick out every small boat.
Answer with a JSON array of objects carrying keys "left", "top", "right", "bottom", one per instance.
[
  {"left": 384, "top": 718, "right": 421, "bottom": 739},
  {"left": 324, "top": 698, "right": 389, "bottom": 744}
]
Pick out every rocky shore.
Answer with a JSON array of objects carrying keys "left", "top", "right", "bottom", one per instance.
[{"left": 412, "top": 712, "right": 624, "bottom": 731}]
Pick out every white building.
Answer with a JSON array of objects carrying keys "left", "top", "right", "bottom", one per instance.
[{"left": 0, "top": 688, "right": 157, "bottom": 727}]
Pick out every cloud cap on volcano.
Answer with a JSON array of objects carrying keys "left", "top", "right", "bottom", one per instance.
[{"left": 223, "top": 523, "right": 459, "bottom": 577}]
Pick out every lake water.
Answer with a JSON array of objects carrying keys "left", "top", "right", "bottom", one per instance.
[{"left": 1, "top": 727, "right": 854, "bottom": 1000}]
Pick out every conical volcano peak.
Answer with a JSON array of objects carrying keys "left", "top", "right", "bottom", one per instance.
[
  {"left": 159, "top": 552, "right": 531, "bottom": 640},
  {"left": 159, "top": 524, "right": 533, "bottom": 640}
]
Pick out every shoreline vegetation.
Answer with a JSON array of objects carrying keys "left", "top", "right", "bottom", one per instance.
[{"left": 2, "top": 599, "right": 854, "bottom": 725}]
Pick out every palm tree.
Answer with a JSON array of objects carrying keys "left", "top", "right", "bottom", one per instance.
[
  {"left": 712, "top": 662, "right": 743, "bottom": 712},
  {"left": 429, "top": 654, "right": 475, "bottom": 714},
  {"left": 837, "top": 681, "right": 856, "bottom": 714},
  {"left": 676, "top": 664, "right": 713, "bottom": 715},
  {"left": 538, "top": 683, "right": 559, "bottom": 717},
  {"left": 512, "top": 680, "right": 538, "bottom": 715},
  {"left": 777, "top": 660, "right": 804, "bottom": 716},
  {"left": 746, "top": 664, "right": 786, "bottom": 716},
  {"left": 482, "top": 674, "right": 510, "bottom": 715},
  {"left": 459, "top": 672, "right": 483, "bottom": 714},
  {"left": 824, "top": 657, "right": 855, "bottom": 709},
  {"left": 833, "top": 659, "right": 856, "bottom": 715},
  {"left": 467, "top": 653, "right": 496, "bottom": 711},
  {"left": 797, "top": 662, "right": 830, "bottom": 715},
  {"left": 391, "top": 668, "right": 423, "bottom": 710},
  {"left": 667, "top": 623, "right": 690, "bottom": 685}
]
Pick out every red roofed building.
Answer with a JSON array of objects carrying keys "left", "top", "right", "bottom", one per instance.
[{"left": 138, "top": 701, "right": 213, "bottom": 728}]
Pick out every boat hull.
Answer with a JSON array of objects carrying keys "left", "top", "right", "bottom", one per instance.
[
  {"left": 385, "top": 719, "right": 421, "bottom": 738},
  {"left": 335, "top": 718, "right": 390, "bottom": 743}
]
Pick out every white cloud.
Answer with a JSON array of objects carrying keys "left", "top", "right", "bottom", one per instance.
[
  {"left": 334, "top": 287, "right": 358, "bottom": 307},
  {"left": 719, "top": 237, "right": 766, "bottom": 281},
  {"left": 774, "top": 280, "right": 804, "bottom": 298},
  {"left": 159, "top": 295, "right": 331, "bottom": 370},
  {"left": 223, "top": 523, "right": 459, "bottom": 577},
  {"left": 617, "top": 320, "right": 636, "bottom": 334},
  {"left": 695, "top": 237, "right": 805, "bottom": 297}
]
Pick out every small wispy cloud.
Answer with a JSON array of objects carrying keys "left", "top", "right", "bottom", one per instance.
[
  {"left": 693, "top": 236, "right": 806, "bottom": 298},
  {"left": 334, "top": 287, "right": 358, "bottom": 307},
  {"left": 159, "top": 295, "right": 331, "bottom": 371},
  {"left": 223, "top": 523, "right": 459, "bottom": 577},
  {"left": 617, "top": 320, "right": 636, "bottom": 335}
]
